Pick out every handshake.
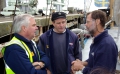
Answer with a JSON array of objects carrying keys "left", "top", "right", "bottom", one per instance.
[{"left": 71, "top": 59, "right": 87, "bottom": 73}]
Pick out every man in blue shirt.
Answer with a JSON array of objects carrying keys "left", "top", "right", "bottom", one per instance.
[{"left": 72, "top": 10, "right": 118, "bottom": 74}]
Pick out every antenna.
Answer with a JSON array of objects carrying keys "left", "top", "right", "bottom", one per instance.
[
  {"left": 84, "top": 0, "right": 86, "bottom": 13},
  {"left": 9, "top": 0, "right": 17, "bottom": 40},
  {"left": 84, "top": 0, "right": 86, "bottom": 24},
  {"left": 113, "top": 0, "right": 120, "bottom": 42}
]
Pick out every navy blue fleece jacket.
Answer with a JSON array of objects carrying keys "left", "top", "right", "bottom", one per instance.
[
  {"left": 83, "top": 30, "right": 118, "bottom": 74},
  {"left": 38, "top": 29, "right": 82, "bottom": 74},
  {"left": 3, "top": 33, "right": 50, "bottom": 74}
]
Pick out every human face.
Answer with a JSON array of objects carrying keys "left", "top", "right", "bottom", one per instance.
[
  {"left": 25, "top": 17, "right": 38, "bottom": 40},
  {"left": 85, "top": 14, "right": 96, "bottom": 35},
  {"left": 52, "top": 18, "right": 67, "bottom": 33}
]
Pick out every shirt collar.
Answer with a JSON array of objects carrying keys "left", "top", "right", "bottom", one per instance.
[
  {"left": 14, "top": 33, "right": 31, "bottom": 43},
  {"left": 92, "top": 30, "right": 108, "bottom": 44}
]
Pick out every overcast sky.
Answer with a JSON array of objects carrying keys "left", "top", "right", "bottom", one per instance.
[
  {"left": 68, "top": 0, "right": 107, "bottom": 11},
  {"left": 68, "top": 0, "right": 84, "bottom": 9}
]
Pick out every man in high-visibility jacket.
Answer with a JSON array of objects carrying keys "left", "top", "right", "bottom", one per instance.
[{"left": 1, "top": 14, "right": 50, "bottom": 74}]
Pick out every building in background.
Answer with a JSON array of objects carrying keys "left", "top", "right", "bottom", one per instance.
[
  {"left": 0, "top": 0, "right": 69, "bottom": 16},
  {"left": 38, "top": 0, "right": 69, "bottom": 14},
  {"left": 0, "top": 0, "right": 6, "bottom": 11}
]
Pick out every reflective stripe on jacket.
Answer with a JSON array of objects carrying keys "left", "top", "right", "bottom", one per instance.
[{"left": 2, "top": 36, "right": 33, "bottom": 74}]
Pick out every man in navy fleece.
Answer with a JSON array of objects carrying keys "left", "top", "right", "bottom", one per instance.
[
  {"left": 1, "top": 14, "right": 50, "bottom": 74},
  {"left": 38, "top": 12, "right": 83, "bottom": 74},
  {"left": 72, "top": 10, "right": 118, "bottom": 74}
]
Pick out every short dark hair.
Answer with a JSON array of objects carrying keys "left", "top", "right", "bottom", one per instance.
[
  {"left": 51, "top": 12, "right": 66, "bottom": 22},
  {"left": 86, "top": 12, "right": 91, "bottom": 17},
  {"left": 91, "top": 10, "right": 107, "bottom": 27}
]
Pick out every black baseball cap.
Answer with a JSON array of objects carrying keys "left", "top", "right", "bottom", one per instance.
[{"left": 51, "top": 12, "right": 66, "bottom": 21}]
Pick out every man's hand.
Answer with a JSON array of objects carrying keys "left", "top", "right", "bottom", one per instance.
[
  {"left": 46, "top": 69, "right": 51, "bottom": 74},
  {"left": 32, "top": 62, "right": 45, "bottom": 69},
  {"left": 71, "top": 59, "right": 84, "bottom": 71},
  {"left": 71, "top": 70, "right": 76, "bottom": 74},
  {"left": 38, "top": 62, "right": 45, "bottom": 68},
  {"left": 32, "top": 62, "right": 41, "bottom": 69},
  {"left": 82, "top": 61, "right": 88, "bottom": 66}
]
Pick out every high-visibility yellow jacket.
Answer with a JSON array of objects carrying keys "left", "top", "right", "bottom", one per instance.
[{"left": 2, "top": 36, "right": 34, "bottom": 74}]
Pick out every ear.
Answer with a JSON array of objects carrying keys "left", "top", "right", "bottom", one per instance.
[
  {"left": 52, "top": 21, "right": 55, "bottom": 24},
  {"left": 21, "top": 25, "right": 26, "bottom": 32},
  {"left": 95, "top": 19, "right": 100, "bottom": 25}
]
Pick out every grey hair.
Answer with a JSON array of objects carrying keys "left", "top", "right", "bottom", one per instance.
[{"left": 13, "top": 14, "right": 34, "bottom": 33}]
